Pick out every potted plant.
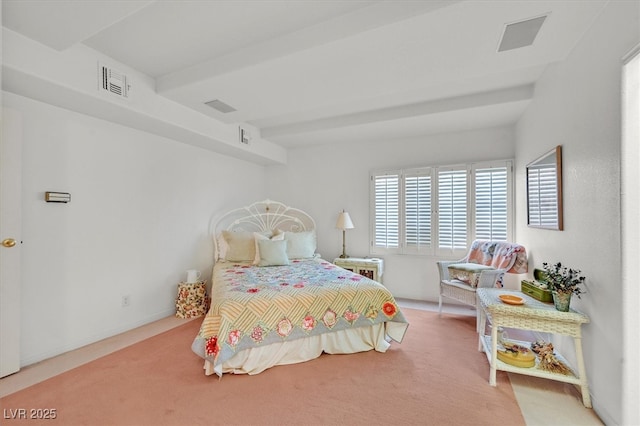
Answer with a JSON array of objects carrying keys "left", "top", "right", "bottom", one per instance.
[{"left": 541, "top": 262, "right": 586, "bottom": 311}]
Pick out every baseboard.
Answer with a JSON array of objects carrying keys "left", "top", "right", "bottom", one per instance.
[{"left": 20, "top": 308, "right": 176, "bottom": 368}]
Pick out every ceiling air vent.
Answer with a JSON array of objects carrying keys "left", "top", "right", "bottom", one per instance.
[
  {"left": 498, "top": 14, "right": 548, "bottom": 52},
  {"left": 98, "top": 62, "right": 130, "bottom": 99},
  {"left": 205, "top": 99, "right": 237, "bottom": 113}
]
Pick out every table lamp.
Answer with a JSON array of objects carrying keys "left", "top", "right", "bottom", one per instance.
[{"left": 336, "top": 210, "right": 355, "bottom": 258}]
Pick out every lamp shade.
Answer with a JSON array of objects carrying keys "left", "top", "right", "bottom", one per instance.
[{"left": 336, "top": 211, "right": 355, "bottom": 230}]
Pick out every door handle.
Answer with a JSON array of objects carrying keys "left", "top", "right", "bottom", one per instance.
[{"left": 2, "top": 238, "right": 17, "bottom": 248}]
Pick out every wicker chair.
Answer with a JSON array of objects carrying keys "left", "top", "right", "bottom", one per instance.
[{"left": 436, "top": 240, "right": 527, "bottom": 316}]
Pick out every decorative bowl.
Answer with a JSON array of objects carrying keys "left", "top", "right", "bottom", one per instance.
[{"left": 499, "top": 294, "right": 525, "bottom": 305}]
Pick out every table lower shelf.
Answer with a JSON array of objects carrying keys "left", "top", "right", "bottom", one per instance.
[{"left": 479, "top": 335, "right": 584, "bottom": 385}]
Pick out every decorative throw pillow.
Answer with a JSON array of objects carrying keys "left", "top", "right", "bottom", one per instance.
[
  {"left": 283, "top": 230, "right": 317, "bottom": 259},
  {"left": 448, "top": 263, "right": 495, "bottom": 288},
  {"left": 253, "top": 232, "right": 284, "bottom": 265},
  {"left": 257, "top": 239, "right": 290, "bottom": 266},
  {"left": 222, "top": 231, "right": 258, "bottom": 262},
  {"left": 217, "top": 234, "right": 229, "bottom": 260}
]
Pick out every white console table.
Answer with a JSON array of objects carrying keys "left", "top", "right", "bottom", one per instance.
[{"left": 476, "top": 288, "right": 591, "bottom": 408}]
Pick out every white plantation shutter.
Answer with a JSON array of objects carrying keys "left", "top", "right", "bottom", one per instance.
[
  {"left": 474, "top": 164, "right": 509, "bottom": 241},
  {"left": 528, "top": 165, "right": 558, "bottom": 228},
  {"left": 372, "top": 173, "right": 400, "bottom": 252},
  {"left": 438, "top": 168, "right": 468, "bottom": 251},
  {"left": 370, "top": 159, "right": 513, "bottom": 256},
  {"left": 404, "top": 168, "right": 432, "bottom": 254}
]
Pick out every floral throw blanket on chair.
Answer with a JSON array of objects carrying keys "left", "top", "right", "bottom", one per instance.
[{"left": 466, "top": 240, "right": 528, "bottom": 274}]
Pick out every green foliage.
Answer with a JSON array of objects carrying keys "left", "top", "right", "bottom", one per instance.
[{"left": 541, "top": 262, "right": 586, "bottom": 298}]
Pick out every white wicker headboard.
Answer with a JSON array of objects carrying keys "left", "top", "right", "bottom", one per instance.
[{"left": 212, "top": 199, "right": 316, "bottom": 261}]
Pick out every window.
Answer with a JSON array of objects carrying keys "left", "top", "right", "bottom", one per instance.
[
  {"left": 373, "top": 172, "right": 399, "bottom": 250},
  {"left": 370, "top": 160, "right": 512, "bottom": 257},
  {"left": 405, "top": 168, "right": 432, "bottom": 254},
  {"left": 437, "top": 167, "right": 467, "bottom": 251},
  {"left": 474, "top": 165, "right": 509, "bottom": 240}
]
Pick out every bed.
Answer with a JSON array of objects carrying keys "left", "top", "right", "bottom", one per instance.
[{"left": 191, "top": 200, "right": 409, "bottom": 377}]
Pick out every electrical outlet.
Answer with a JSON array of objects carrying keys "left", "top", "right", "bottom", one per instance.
[{"left": 121, "top": 295, "right": 130, "bottom": 307}]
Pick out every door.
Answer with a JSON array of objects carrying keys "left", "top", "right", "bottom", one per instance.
[
  {"left": 622, "top": 44, "right": 640, "bottom": 426},
  {"left": 1, "top": 107, "right": 22, "bottom": 377}
]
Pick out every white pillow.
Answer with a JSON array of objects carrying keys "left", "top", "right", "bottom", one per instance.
[
  {"left": 283, "top": 230, "right": 317, "bottom": 259},
  {"left": 257, "top": 239, "right": 290, "bottom": 266},
  {"left": 253, "top": 232, "right": 284, "bottom": 265}
]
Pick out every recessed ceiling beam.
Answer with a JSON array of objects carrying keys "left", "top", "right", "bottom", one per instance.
[{"left": 261, "top": 84, "right": 534, "bottom": 138}]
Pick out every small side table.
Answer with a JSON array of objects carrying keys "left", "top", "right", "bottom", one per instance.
[
  {"left": 333, "top": 257, "right": 384, "bottom": 283},
  {"left": 175, "top": 281, "right": 210, "bottom": 319},
  {"left": 476, "top": 288, "right": 591, "bottom": 407}
]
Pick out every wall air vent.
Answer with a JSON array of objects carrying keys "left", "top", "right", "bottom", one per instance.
[
  {"left": 98, "top": 62, "right": 130, "bottom": 99},
  {"left": 239, "top": 127, "right": 251, "bottom": 145},
  {"left": 498, "top": 14, "right": 548, "bottom": 52},
  {"left": 205, "top": 99, "right": 237, "bottom": 113}
]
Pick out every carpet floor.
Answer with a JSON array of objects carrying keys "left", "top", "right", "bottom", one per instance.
[{"left": 0, "top": 308, "right": 524, "bottom": 426}]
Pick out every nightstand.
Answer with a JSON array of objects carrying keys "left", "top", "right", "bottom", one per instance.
[{"left": 333, "top": 257, "right": 384, "bottom": 283}]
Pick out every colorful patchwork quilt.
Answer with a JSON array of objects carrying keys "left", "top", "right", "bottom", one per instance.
[{"left": 191, "top": 258, "right": 408, "bottom": 375}]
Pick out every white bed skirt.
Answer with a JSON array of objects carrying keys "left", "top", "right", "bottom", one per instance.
[{"left": 204, "top": 323, "right": 391, "bottom": 377}]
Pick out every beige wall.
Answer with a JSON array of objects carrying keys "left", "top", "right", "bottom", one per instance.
[
  {"left": 515, "top": 2, "right": 640, "bottom": 424},
  {"left": 5, "top": 92, "right": 266, "bottom": 366}
]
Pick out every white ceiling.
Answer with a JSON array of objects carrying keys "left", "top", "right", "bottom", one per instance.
[{"left": 2, "top": 0, "right": 607, "bottom": 149}]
